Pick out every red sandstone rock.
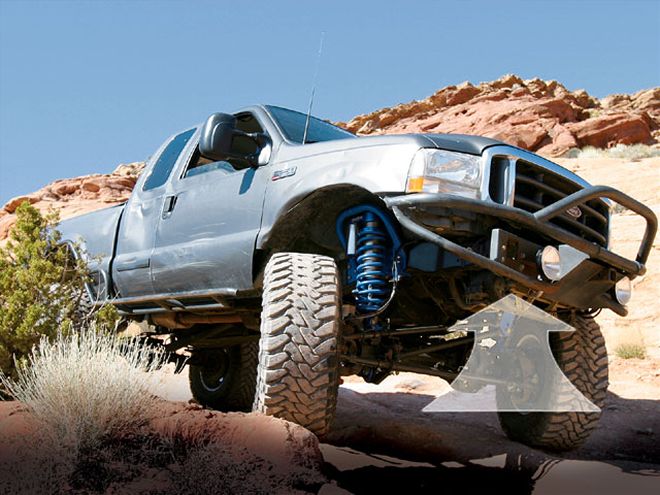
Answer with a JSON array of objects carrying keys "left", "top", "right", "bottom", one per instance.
[
  {"left": 3, "top": 195, "right": 39, "bottom": 214},
  {"left": 0, "top": 162, "right": 144, "bottom": 241},
  {"left": 340, "top": 75, "right": 658, "bottom": 157},
  {"left": 567, "top": 113, "right": 653, "bottom": 148}
]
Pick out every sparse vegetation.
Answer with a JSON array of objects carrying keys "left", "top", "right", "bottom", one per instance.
[
  {"left": 614, "top": 342, "right": 647, "bottom": 360},
  {"left": 573, "top": 144, "right": 660, "bottom": 161},
  {"left": 0, "top": 204, "right": 323, "bottom": 493},
  {"left": 0, "top": 327, "right": 169, "bottom": 493},
  {"left": 1, "top": 328, "right": 165, "bottom": 454},
  {"left": 611, "top": 202, "right": 628, "bottom": 214}
]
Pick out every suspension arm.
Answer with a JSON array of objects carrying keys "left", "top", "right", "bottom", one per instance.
[
  {"left": 340, "top": 354, "right": 458, "bottom": 381},
  {"left": 397, "top": 337, "right": 474, "bottom": 360},
  {"left": 341, "top": 325, "right": 450, "bottom": 340}
]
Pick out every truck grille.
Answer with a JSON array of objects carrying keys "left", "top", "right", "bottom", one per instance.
[{"left": 512, "top": 160, "right": 609, "bottom": 246}]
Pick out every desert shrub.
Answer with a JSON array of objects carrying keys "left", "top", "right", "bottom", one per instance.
[
  {"left": 0, "top": 202, "right": 118, "bottom": 381},
  {"left": 0, "top": 327, "right": 165, "bottom": 455},
  {"left": 615, "top": 342, "right": 646, "bottom": 360}
]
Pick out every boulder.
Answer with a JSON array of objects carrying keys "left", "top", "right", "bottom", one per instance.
[
  {"left": 3, "top": 195, "right": 39, "bottom": 214},
  {"left": 568, "top": 113, "right": 653, "bottom": 148}
]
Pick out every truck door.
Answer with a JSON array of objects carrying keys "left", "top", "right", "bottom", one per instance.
[
  {"left": 112, "top": 128, "right": 196, "bottom": 297},
  {"left": 149, "top": 112, "right": 270, "bottom": 295}
]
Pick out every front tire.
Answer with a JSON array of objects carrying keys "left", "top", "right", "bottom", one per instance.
[
  {"left": 253, "top": 252, "right": 341, "bottom": 436},
  {"left": 497, "top": 315, "right": 608, "bottom": 451}
]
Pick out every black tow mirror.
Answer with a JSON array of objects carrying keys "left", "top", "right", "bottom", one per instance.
[
  {"left": 199, "top": 113, "right": 238, "bottom": 161},
  {"left": 199, "top": 112, "right": 272, "bottom": 167}
]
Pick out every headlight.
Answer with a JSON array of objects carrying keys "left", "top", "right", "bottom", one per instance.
[{"left": 405, "top": 149, "right": 483, "bottom": 198}]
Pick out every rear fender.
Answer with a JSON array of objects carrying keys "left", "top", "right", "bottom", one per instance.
[{"left": 56, "top": 204, "right": 125, "bottom": 301}]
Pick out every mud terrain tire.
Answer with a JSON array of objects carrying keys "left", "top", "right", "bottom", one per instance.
[
  {"left": 253, "top": 252, "right": 341, "bottom": 436},
  {"left": 497, "top": 315, "right": 608, "bottom": 451},
  {"left": 189, "top": 342, "right": 259, "bottom": 412}
]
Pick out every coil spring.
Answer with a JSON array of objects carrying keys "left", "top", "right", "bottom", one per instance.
[{"left": 354, "top": 212, "right": 391, "bottom": 313}]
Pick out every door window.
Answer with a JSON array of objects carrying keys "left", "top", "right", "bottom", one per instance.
[{"left": 143, "top": 128, "right": 196, "bottom": 191}]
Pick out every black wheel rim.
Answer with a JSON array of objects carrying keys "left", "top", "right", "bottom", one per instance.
[{"left": 198, "top": 349, "right": 231, "bottom": 393}]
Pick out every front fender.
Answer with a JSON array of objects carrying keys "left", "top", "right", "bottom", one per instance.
[{"left": 258, "top": 140, "right": 420, "bottom": 249}]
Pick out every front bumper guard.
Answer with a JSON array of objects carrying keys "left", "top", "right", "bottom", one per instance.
[{"left": 384, "top": 186, "right": 657, "bottom": 314}]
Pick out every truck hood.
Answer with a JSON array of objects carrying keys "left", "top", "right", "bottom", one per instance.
[
  {"left": 274, "top": 132, "right": 591, "bottom": 189},
  {"left": 275, "top": 133, "right": 505, "bottom": 163},
  {"left": 420, "top": 133, "right": 504, "bottom": 155}
]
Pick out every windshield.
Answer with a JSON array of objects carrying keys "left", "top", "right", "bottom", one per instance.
[{"left": 265, "top": 105, "right": 355, "bottom": 144}]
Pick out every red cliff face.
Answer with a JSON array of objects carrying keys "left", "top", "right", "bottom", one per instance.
[{"left": 338, "top": 74, "right": 659, "bottom": 157}]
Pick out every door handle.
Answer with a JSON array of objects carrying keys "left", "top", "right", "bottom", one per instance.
[{"left": 162, "top": 195, "right": 177, "bottom": 219}]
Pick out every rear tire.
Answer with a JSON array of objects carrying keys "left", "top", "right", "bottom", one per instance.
[
  {"left": 189, "top": 342, "right": 259, "bottom": 412},
  {"left": 497, "top": 315, "right": 608, "bottom": 451},
  {"left": 253, "top": 252, "right": 341, "bottom": 436}
]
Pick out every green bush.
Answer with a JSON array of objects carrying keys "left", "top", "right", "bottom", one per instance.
[{"left": 0, "top": 202, "right": 117, "bottom": 382}]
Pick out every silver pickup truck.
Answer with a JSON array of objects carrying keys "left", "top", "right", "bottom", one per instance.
[{"left": 59, "top": 105, "right": 657, "bottom": 450}]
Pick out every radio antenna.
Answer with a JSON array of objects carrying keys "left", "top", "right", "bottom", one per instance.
[{"left": 302, "top": 31, "right": 325, "bottom": 144}]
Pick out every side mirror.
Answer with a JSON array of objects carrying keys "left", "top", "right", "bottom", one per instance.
[
  {"left": 199, "top": 112, "right": 272, "bottom": 167},
  {"left": 199, "top": 113, "right": 238, "bottom": 161}
]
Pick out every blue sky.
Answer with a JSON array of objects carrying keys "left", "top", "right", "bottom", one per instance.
[{"left": 0, "top": 0, "right": 658, "bottom": 204}]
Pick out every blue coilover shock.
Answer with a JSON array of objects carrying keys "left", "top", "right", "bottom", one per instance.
[{"left": 353, "top": 211, "right": 391, "bottom": 314}]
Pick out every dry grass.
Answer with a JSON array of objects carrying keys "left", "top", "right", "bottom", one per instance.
[
  {"left": 615, "top": 343, "right": 647, "bottom": 360},
  {"left": 574, "top": 144, "right": 660, "bottom": 161},
  {"left": 1, "top": 328, "right": 165, "bottom": 455}
]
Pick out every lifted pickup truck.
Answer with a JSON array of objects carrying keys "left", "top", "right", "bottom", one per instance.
[{"left": 58, "top": 105, "right": 657, "bottom": 450}]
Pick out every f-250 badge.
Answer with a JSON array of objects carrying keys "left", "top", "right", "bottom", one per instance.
[{"left": 272, "top": 166, "right": 297, "bottom": 181}]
